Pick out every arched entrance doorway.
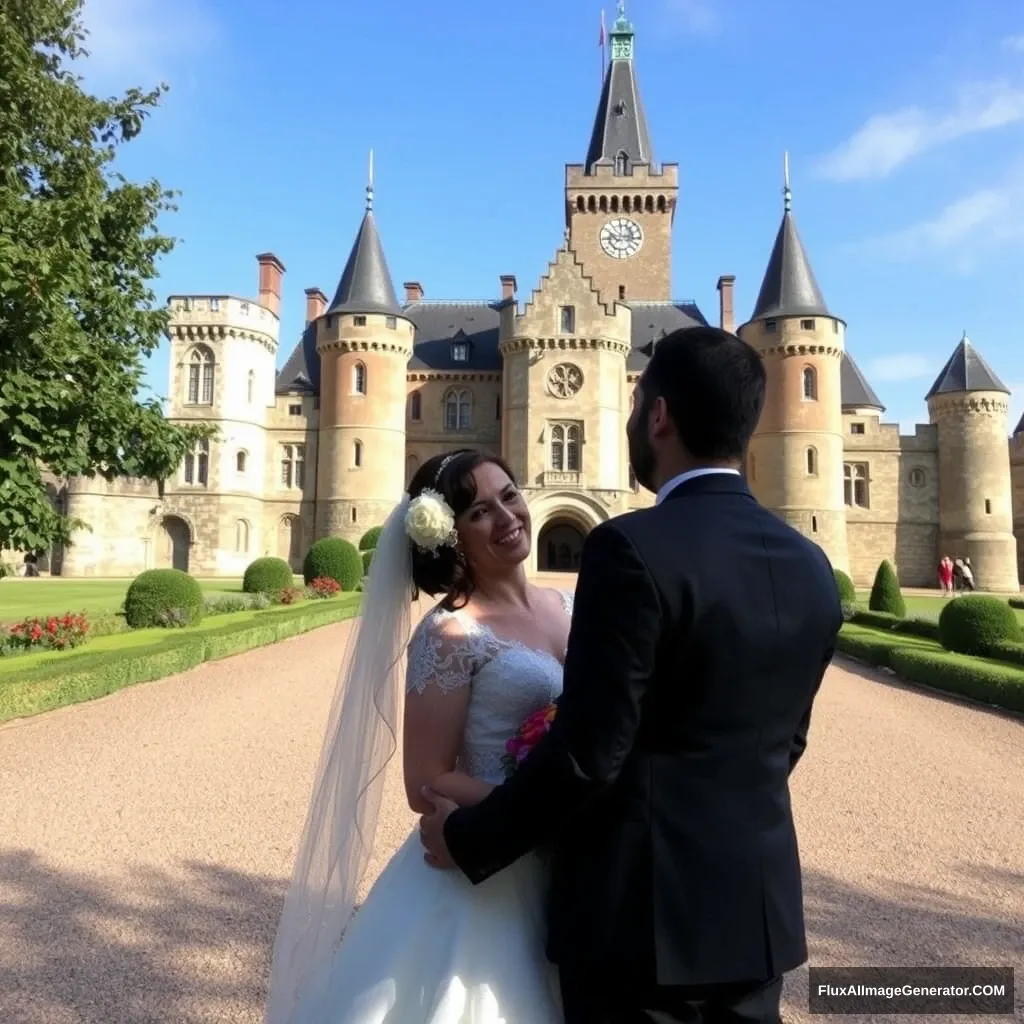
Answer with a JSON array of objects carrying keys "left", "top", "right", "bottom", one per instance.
[
  {"left": 537, "top": 520, "right": 586, "bottom": 572},
  {"left": 158, "top": 516, "right": 191, "bottom": 572},
  {"left": 278, "top": 515, "right": 303, "bottom": 571}
]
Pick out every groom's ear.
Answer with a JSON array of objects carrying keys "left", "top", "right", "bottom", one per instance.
[{"left": 648, "top": 395, "right": 674, "bottom": 440}]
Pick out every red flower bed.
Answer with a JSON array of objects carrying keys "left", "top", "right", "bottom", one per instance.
[
  {"left": 308, "top": 576, "right": 341, "bottom": 598},
  {"left": 6, "top": 613, "right": 90, "bottom": 652}
]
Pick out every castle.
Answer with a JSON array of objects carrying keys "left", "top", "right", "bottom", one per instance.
[{"left": 47, "top": 7, "right": 1023, "bottom": 592}]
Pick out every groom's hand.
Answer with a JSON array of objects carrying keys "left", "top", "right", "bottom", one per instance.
[{"left": 418, "top": 786, "right": 458, "bottom": 869}]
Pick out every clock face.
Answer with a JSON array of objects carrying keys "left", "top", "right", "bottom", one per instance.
[{"left": 599, "top": 217, "right": 643, "bottom": 259}]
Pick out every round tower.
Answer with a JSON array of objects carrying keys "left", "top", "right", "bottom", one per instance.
[
  {"left": 737, "top": 157, "right": 849, "bottom": 573},
  {"left": 315, "top": 169, "right": 414, "bottom": 542},
  {"left": 927, "top": 332, "right": 1019, "bottom": 592}
]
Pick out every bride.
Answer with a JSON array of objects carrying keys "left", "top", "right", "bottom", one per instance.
[{"left": 264, "top": 448, "right": 573, "bottom": 1023}]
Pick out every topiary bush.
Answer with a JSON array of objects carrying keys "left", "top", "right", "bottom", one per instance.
[
  {"left": 242, "top": 556, "right": 293, "bottom": 594},
  {"left": 303, "top": 537, "right": 363, "bottom": 591},
  {"left": 833, "top": 569, "right": 856, "bottom": 605},
  {"left": 358, "top": 526, "right": 383, "bottom": 551},
  {"left": 362, "top": 548, "right": 374, "bottom": 576},
  {"left": 868, "top": 560, "right": 905, "bottom": 618},
  {"left": 938, "top": 594, "right": 1023, "bottom": 656},
  {"left": 123, "top": 569, "right": 205, "bottom": 628}
]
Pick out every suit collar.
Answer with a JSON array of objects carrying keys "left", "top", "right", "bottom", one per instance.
[
  {"left": 659, "top": 469, "right": 750, "bottom": 504},
  {"left": 656, "top": 467, "right": 743, "bottom": 505}
]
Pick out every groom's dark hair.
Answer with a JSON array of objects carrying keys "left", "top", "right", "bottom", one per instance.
[{"left": 641, "top": 326, "right": 765, "bottom": 461}]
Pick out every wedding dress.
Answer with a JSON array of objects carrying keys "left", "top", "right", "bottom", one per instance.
[{"left": 285, "top": 591, "right": 573, "bottom": 1023}]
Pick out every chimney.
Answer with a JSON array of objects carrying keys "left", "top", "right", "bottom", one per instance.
[
  {"left": 304, "top": 287, "right": 327, "bottom": 324},
  {"left": 404, "top": 281, "right": 424, "bottom": 302},
  {"left": 256, "top": 252, "right": 286, "bottom": 316},
  {"left": 500, "top": 274, "right": 517, "bottom": 301},
  {"left": 717, "top": 274, "right": 735, "bottom": 334}
]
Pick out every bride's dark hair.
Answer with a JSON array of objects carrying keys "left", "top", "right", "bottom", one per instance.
[{"left": 408, "top": 449, "right": 518, "bottom": 609}]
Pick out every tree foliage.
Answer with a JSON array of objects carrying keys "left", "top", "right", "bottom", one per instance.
[{"left": 0, "top": 1, "right": 211, "bottom": 553}]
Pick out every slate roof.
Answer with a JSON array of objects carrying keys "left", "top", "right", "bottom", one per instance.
[
  {"left": 840, "top": 352, "right": 884, "bottom": 411},
  {"left": 326, "top": 209, "right": 402, "bottom": 317},
  {"left": 275, "top": 299, "right": 709, "bottom": 392},
  {"left": 749, "top": 209, "right": 831, "bottom": 323},
  {"left": 585, "top": 18, "right": 654, "bottom": 174},
  {"left": 925, "top": 333, "right": 1009, "bottom": 400}
]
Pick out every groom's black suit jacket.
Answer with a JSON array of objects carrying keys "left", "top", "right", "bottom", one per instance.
[{"left": 444, "top": 471, "right": 843, "bottom": 988}]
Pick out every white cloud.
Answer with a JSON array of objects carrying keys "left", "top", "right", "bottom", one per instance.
[
  {"left": 868, "top": 354, "right": 933, "bottom": 382},
  {"left": 659, "top": 0, "right": 720, "bottom": 36},
  {"left": 78, "top": 0, "right": 217, "bottom": 87},
  {"left": 860, "top": 173, "right": 1024, "bottom": 269},
  {"left": 814, "top": 80, "right": 1024, "bottom": 182}
]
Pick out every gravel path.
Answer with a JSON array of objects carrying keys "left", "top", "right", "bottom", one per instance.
[{"left": 1, "top": 583, "right": 1021, "bottom": 1023}]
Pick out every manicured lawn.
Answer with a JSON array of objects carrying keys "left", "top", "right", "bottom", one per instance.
[
  {"left": 0, "top": 577, "right": 300, "bottom": 622},
  {"left": 0, "top": 596, "right": 344, "bottom": 678},
  {"left": 855, "top": 590, "right": 1024, "bottom": 623}
]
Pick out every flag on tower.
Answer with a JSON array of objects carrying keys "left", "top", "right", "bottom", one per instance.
[{"left": 599, "top": 8, "right": 606, "bottom": 46}]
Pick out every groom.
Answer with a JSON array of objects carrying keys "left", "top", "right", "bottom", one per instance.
[{"left": 420, "top": 326, "right": 844, "bottom": 1023}]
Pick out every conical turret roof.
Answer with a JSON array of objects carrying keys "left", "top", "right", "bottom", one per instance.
[
  {"left": 841, "top": 353, "right": 884, "bottom": 411},
  {"left": 750, "top": 209, "right": 831, "bottom": 321},
  {"left": 925, "top": 333, "right": 1008, "bottom": 400},
  {"left": 326, "top": 205, "right": 401, "bottom": 318}
]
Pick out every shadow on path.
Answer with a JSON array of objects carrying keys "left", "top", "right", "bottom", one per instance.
[{"left": 1, "top": 852, "right": 1020, "bottom": 1023}]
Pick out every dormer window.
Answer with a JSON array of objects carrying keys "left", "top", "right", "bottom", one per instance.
[
  {"left": 452, "top": 341, "right": 469, "bottom": 362},
  {"left": 353, "top": 315, "right": 367, "bottom": 327},
  {"left": 764, "top": 319, "right": 777, "bottom": 333}
]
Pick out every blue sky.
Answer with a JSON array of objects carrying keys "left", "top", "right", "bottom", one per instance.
[{"left": 78, "top": 0, "right": 1024, "bottom": 433}]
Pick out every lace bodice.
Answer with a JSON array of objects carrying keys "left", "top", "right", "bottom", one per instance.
[{"left": 405, "top": 591, "right": 573, "bottom": 784}]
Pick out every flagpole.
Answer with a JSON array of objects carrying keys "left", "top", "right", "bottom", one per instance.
[{"left": 600, "top": 9, "right": 606, "bottom": 87}]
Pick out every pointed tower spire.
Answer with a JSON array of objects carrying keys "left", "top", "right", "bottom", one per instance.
[
  {"left": 749, "top": 155, "right": 831, "bottom": 322},
  {"left": 585, "top": 2, "right": 654, "bottom": 174},
  {"left": 326, "top": 162, "right": 402, "bottom": 317}
]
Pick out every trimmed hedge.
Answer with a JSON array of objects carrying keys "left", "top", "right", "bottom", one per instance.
[
  {"left": 0, "top": 597, "right": 360, "bottom": 724},
  {"left": 359, "top": 526, "right": 383, "bottom": 551},
  {"left": 243, "top": 557, "right": 294, "bottom": 594},
  {"left": 1008, "top": 597, "right": 1024, "bottom": 610},
  {"left": 868, "top": 560, "right": 905, "bottom": 618},
  {"left": 123, "top": 569, "right": 204, "bottom": 628},
  {"left": 303, "top": 537, "right": 363, "bottom": 590},
  {"left": 851, "top": 610, "right": 940, "bottom": 642},
  {"left": 938, "top": 595, "right": 1022, "bottom": 656},
  {"left": 833, "top": 569, "right": 856, "bottom": 605},
  {"left": 836, "top": 624, "right": 1024, "bottom": 714}
]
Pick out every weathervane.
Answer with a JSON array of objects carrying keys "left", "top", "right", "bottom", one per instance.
[
  {"left": 783, "top": 150, "right": 792, "bottom": 212},
  {"left": 366, "top": 148, "right": 374, "bottom": 211}
]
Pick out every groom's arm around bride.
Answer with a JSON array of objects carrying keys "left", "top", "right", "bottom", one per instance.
[{"left": 421, "top": 327, "right": 844, "bottom": 1024}]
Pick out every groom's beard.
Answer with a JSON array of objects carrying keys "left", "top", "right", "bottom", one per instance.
[{"left": 627, "top": 416, "right": 657, "bottom": 494}]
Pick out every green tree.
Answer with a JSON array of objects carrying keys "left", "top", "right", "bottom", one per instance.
[
  {"left": 868, "top": 559, "right": 906, "bottom": 618},
  {"left": 0, "top": 1, "right": 211, "bottom": 553}
]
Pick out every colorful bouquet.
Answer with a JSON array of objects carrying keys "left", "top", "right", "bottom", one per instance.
[{"left": 500, "top": 701, "right": 557, "bottom": 779}]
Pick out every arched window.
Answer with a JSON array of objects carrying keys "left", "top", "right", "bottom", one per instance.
[
  {"left": 183, "top": 438, "right": 210, "bottom": 486},
  {"left": 353, "top": 362, "right": 367, "bottom": 395},
  {"left": 246, "top": 370, "right": 255, "bottom": 404},
  {"left": 576, "top": 196, "right": 585, "bottom": 212},
  {"left": 610, "top": 195, "right": 619, "bottom": 212},
  {"left": 566, "top": 425, "right": 581, "bottom": 471},
  {"left": 550, "top": 425, "right": 565, "bottom": 470},
  {"left": 644, "top": 195, "right": 654, "bottom": 212},
  {"left": 599, "top": 195, "right": 608, "bottom": 213},
  {"left": 802, "top": 366, "right": 817, "bottom": 401},
  {"left": 444, "top": 389, "right": 471, "bottom": 431},
  {"left": 235, "top": 519, "right": 250, "bottom": 554},
  {"left": 409, "top": 391, "right": 422, "bottom": 421},
  {"left": 187, "top": 346, "right": 215, "bottom": 405},
  {"left": 236, "top": 450, "right": 247, "bottom": 474},
  {"left": 587, "top": 195, "right": 597, "bottom": 212},
  {"left": 353, "top": 439, "right": 363, "bottom": 468},
  {"left": 657, "top": 195, "right": 667, "bottom": 213},
  {"left": 615, "top": 151, "right": 629, "bottom": 175},
  {"left": 805, "top": 446, "right": 818, "bottom": 476}
]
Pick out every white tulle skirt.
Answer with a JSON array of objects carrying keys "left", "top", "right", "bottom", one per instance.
[{"left": 289, "top": 832, "right": 564, "bottom": 1023}]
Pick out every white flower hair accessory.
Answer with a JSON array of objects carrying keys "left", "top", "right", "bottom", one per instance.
[{"left": 404, "top": 488, "right": 458, "bottom": 555}]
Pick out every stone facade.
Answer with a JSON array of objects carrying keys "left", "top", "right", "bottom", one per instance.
[{"left": 40, "top": 10, "right": 1019, "bottom": 593}]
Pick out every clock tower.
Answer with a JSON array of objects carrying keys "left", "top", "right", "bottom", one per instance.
[{"left": 566, "top": 3, "right": 677, "bottom": 303}]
